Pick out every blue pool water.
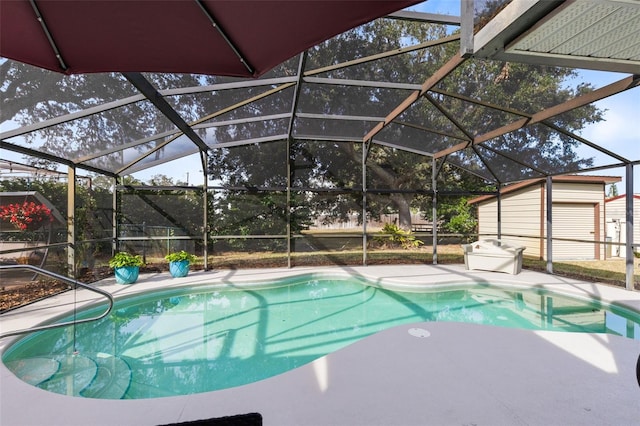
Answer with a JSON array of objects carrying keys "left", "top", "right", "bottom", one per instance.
[{"left": 3, "top": 276, "right": 640, "bottom": 399}]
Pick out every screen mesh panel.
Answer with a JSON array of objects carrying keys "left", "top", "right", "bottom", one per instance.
[
  {"left": 210, "top": 190, "right": 288, "bottom": 236},
  {"left": 293, "top": 117, "right": 378, "bottom": 140},
  {"left": 166, "top": 86, "right": 295, "bottom": 125},
  {"left": 209, "top": 141, "right": 287, "bottom": 187},
  {"left": 291, "top": 140, "right": 363, "bottom": 189}
]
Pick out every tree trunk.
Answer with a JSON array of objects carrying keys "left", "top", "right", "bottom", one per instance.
[
  {"left": 391, "top": 193, "right": 412, "bottom": 230},
  {"left": 337, "top": 143, "right": 414, "bottom": 230}
]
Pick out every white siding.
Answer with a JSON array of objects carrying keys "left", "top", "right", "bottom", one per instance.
[
  {"left": 553, "top": 183, "right": 604, "bottom": 203},
  {"left": 605, "top": 195, "right": 640, "bottom": 256},
  {"left": 477, "top": 185, "right": 542, "bottom": 257},
  {"left": 477, "top": 198, "right": 498, "bottom": 237},
  {"left": 501, "top": 186, "right": 542, "bottom": 256}
]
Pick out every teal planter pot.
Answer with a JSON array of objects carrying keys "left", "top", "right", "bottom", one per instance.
[
  {"left": 114, "top": 266, "right": 139, "bottom": 284},
  {"left": 169, "top": 260, "right": 190, "bottom": 278}
]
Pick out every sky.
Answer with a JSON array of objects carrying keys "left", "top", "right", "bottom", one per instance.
[{"left": 578, "top": 77, "right": 639, "bottom": 194}]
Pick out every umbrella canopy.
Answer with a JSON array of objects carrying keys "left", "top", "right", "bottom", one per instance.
[{"left": 0, "top": 0, "right": 420, "bottom": 77}]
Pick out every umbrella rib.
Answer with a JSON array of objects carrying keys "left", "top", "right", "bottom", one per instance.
[
  {"left": 29, "top": 0, "right": 68, "bottom": 71},
  {"left": 194, "top": 0, "right": 254, "bottom": 75}
]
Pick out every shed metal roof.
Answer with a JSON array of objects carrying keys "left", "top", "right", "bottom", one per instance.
[{"left": 472, "top": 0, "right": 640, "bottom": 74}]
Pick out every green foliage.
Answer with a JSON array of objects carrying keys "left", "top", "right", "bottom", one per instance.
[
  {"left": 208, "top": 187, "right": 292, "bottom": 251},
  {"left": 165, "top": 250, "right": 196, "bottom": 263},
  {"left": 108, "top": 252, "right": 144, "bottom": 268},
  {"left": 441, "top": 198, "right": 478, "bottom": 243},
  {"left": 375, "top": 223, "right": 423, "bottom": 249}
]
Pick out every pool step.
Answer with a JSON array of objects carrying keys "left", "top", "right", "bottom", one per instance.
[
  {"left": 38, "top": 354, "right": 98, "bottom": 396},
  {"left": 80, "top": 353, "right": 132, "bottom": 399},
  {"left": 4, "top": 357, "right": 60, "bottom": 386},
  {"left": 8, "top": 353, "right": 132, "bottom": 399}
]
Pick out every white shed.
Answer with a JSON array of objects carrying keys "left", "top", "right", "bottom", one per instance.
[
  {"left": 468, "top": 175, "right": 621, "bottom": 261},
  {"left": 605, "top": 194, "right": 640, "bottom": 257}
]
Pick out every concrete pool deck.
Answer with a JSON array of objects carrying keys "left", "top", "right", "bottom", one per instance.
[{"left": 1, "top": 264, "right": 640, "bottom": 425}]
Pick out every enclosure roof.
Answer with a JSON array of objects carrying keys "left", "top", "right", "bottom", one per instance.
[{"left": 0, "top": 1, "right": 638, "bottom": 186}]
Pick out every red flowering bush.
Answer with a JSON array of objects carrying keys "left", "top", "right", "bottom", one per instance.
[{"left": 0, "top": 201, "right": 53, "bottom": 231}]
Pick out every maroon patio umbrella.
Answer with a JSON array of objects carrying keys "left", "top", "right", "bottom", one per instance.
[{"left": 0, "top": 0, "right": 420, "bottom": 77}]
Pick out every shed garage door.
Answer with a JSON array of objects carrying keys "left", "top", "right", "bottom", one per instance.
[{"left": 552, "top": 203, "right": 596, "bottom": 260}]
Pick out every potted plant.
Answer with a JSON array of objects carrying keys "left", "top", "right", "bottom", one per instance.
[
  {"left": 109, "top": 252, "right": 144, "bottom": 284},
  {"left": 165, "top": 250, "right": 196, "bottom": 278}
]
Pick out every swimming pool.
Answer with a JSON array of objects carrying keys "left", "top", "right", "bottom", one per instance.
[{"left": 3, "top": 274, "right": 640, "bottom": 400}]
